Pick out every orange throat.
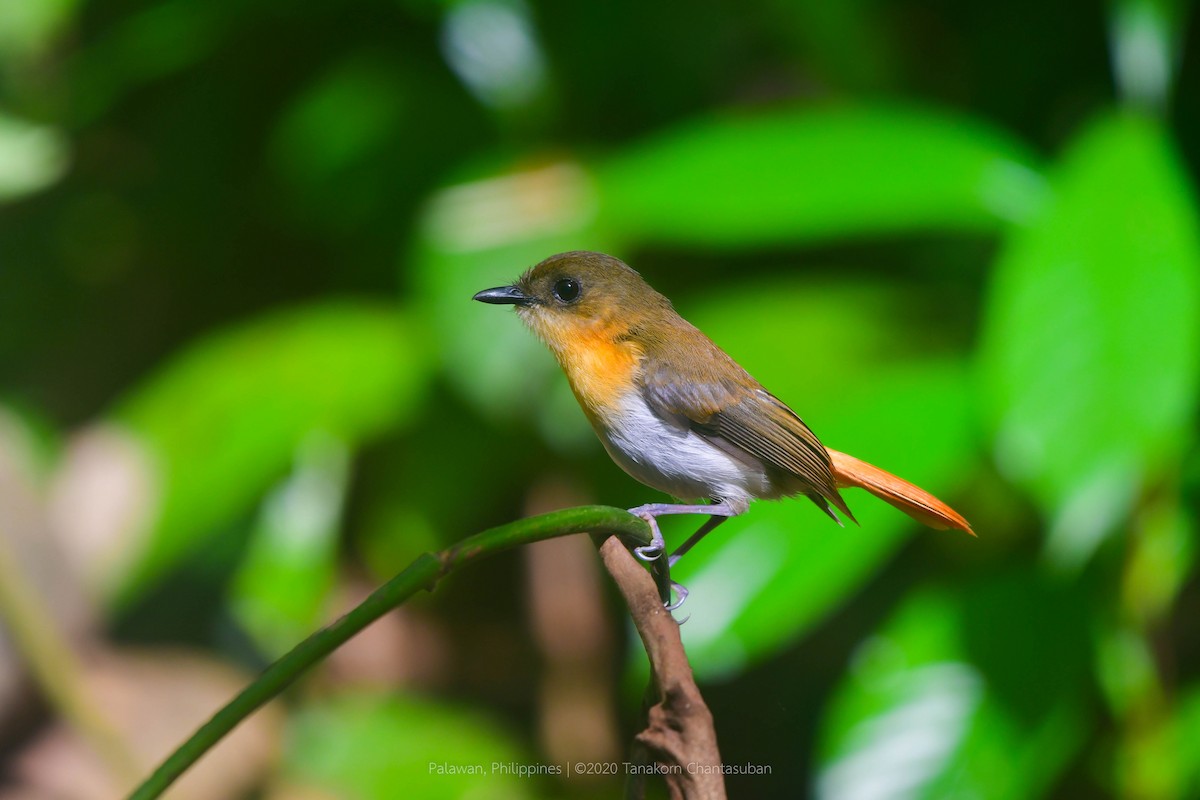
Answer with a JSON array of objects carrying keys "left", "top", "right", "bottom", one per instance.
[{"left": 532, "top": 316, "right": 642, "bottom": 424}]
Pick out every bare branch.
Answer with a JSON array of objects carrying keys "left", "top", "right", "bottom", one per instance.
[{"left": 597, "top": 536, "right": 725, "bottom": 800}]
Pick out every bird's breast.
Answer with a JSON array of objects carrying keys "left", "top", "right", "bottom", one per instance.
[
  {"left": 549, "top": 322, "right": 769, "bottom": 506},
  {"left": 554, "top": 326, "right": 644, "bottom": 423}
]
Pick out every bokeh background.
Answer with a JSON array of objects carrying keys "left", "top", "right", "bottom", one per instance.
[{"left": 2, "top": 0, "right": 1200, "bottom": 798}]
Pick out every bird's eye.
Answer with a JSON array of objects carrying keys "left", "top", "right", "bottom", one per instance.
[{"left": 552, "top": 277, "right": 581, "bottom": 303}]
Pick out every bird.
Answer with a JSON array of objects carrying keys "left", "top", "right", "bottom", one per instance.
[{"left": 474, "top": 251, "right": 973, "bottom": 607}]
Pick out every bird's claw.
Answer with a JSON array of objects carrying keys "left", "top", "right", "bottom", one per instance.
[
  {"left": 666, "top": 581, "right": 689, "bottom": 613},
  {"left": 634, "top": 543, "right": 664, "bottom": 561}
]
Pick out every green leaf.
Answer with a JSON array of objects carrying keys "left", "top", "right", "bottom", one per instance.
[
  {"left": 664, "top": 278, "right": 976, "bottom": 678},
  {"left": 978, "top": 112, "right": 1200, "bottom": 567},
  {"left": 597, "top": 105, "right": 1047, "bottom": 248},
  {"left": 113, "top": 302, "right": 429, "bottom": 601},
  {"left": 816, "top": 582, "right": 1089, "bottom": 799},
  {"left": 282, "top": 693, "right": 543, "bottom": 800},
  {"left": 229, "top": 433, "right": 350, "bottom": 657}
]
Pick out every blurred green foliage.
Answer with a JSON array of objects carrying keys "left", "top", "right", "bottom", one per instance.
[
  {"left": 598, "top": 107, "right": 1047, "bottom": 244},
  {"left": 283, "top": 693, "right": 538, "bottom": 799},
  {"left": 2, "top": 0, "right": 1199, "bottom": 798},
  {"left": 115, "top": 303, "right": 427, "bottom": 600}
]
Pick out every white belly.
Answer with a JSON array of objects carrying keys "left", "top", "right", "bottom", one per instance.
[{"left": 593, "top": 391, "right": 770, "bottom": 512}]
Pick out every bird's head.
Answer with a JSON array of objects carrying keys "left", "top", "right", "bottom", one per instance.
[{"left": 473, "top": 251, "right": 672, "bottom": 354}]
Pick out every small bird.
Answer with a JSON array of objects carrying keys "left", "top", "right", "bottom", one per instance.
[{"left": 475, "top": 252, "right": 972, "bottom": 606}]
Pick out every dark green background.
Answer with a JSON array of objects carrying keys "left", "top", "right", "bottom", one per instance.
[{"left": 2, "top": 1, "right": 1199, "bottom": 797}]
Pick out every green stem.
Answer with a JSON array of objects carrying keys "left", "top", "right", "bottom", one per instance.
[{"left": 127, "top": 505, "right": 650, "bottom": 800}]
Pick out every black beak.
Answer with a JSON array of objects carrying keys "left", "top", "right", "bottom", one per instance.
[{"left": 473, "top": 285, "right": 534, "bottom": 306}]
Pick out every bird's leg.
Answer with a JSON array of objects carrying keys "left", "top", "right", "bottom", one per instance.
[
  {"left": 668, "top": 515, "right": 731, "bottom": 568},
  {"left": 626, "top": 502, "right": 739, "bottom": 612},
  {"left": 628, "top": 502, "right": 734, "bottom": 560},
  {"left": 627, "top": 501, "right": 739, "bottom": 520},
  {"left": 626, "top": 511, "right": 679, "bottom": 608}
]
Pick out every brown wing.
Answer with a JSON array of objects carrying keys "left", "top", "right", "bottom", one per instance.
[{"left": 639, "top": 331, "right": 854, "bottom": 523}]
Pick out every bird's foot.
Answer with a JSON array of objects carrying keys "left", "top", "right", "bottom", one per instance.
[
  {"left": 627, "top": 505, "right": 699, "bottom": 614},
  {"left": 648, "top": 560, "right": 688, "bottom": 615},
  {"left": 630, "top": 510, "right": 665, "bottom": 562},
  {"left": 667, "top": 581, "right": 689, "bottom": 613}
]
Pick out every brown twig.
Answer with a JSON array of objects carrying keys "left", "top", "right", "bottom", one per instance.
[{"left": 596, "top": 535, "right": 726, "bottom": 800}]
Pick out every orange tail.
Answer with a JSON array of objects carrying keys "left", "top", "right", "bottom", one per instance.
[{"left": 828, "top": 449, "right": 974, "bottom": 536}]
